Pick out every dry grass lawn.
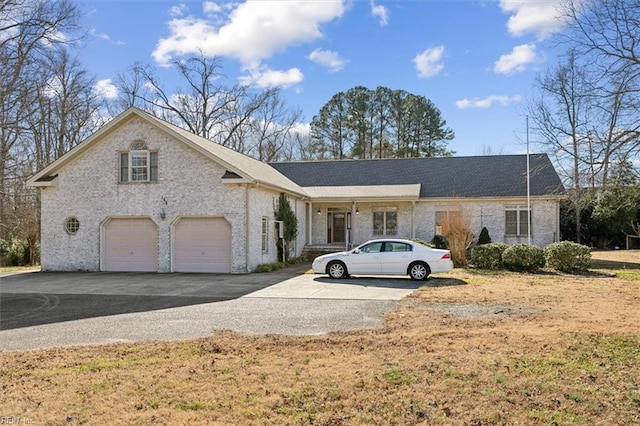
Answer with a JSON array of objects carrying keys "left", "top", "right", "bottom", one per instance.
[{"left": 1, "top": 251, "right": 639, "bottom": 425}]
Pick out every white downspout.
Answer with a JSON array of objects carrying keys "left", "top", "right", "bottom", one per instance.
[
  {"left": 411, "top": 201, "right": 416, "bottom": 239},
  {"left": 245, "top": 185, "right": 250, "bottom": 272}
]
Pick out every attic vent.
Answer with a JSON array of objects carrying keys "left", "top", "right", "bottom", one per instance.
[{"left": 222, "top": 171, "right": 242, "bottom": 179}]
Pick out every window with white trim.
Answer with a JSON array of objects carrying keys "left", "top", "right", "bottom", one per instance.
[
  {"left": 373, "top": 207, "right": 397, "bottom": 236},
  {"left": 261, "top": 217, "right": 269, "bottom": 253},
  {"left": 505, "top": 205, "right": 531, "bottom": 236},
  {"left": 119, "top": 141, "right": 158, "bottom": 183}
]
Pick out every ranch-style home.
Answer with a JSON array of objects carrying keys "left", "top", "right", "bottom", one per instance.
[{"left": 28, "top": 107, "right": 565, "bottom": 273}]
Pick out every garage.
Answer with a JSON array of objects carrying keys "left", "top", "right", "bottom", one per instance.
[
  {"left": 103, "top": 217, "right": 158, "bottom": 272},
  {"left": 173, "top": 217, "right": 232, "bottom": 273}
]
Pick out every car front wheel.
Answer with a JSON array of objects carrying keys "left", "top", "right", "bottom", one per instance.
[
  {"left": 409, "top": 262, "right": 430, "bottom": 281},
  {"left": 327, "top": 261, "right": 347, "bottom": 279}
]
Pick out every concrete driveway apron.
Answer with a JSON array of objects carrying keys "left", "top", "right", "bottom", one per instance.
[{"left": 0, "top": 267, "right": 421, "bottom": 352}]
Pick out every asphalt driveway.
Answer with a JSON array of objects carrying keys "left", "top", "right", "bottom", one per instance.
[{"left": 0, "top": 266, "right": 424, "bottom": 352}]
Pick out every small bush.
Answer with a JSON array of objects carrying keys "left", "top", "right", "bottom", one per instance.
[
  {"left": 502, "top": 244, "right": 545, "bottom": 272},
  {"left": 544, "top": 241, "right": 591, "bottom": 272},
  {"left": 431, "top": 235, "right": 447, "bottom": 249},
  {"left": 478, "top": 227, "right": 492, "bottom": 245},
  {"left": 254, "top": 262, "right": 286, "bottom": 273},
  {"left": 412, "top": 238, "right": 435, "bottom": 248},
  {"left": 471, "top": 242, "right": 509, "bottom": 270}
]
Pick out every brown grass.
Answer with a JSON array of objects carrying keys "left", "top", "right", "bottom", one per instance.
[{"left": 1, "top": 252, "right": 640, "bottom": 425}]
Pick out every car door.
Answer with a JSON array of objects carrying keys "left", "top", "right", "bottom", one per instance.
[
  {"left": 380, "top": 241, "right": 413, "bottom": 274},
  {"left": 347, "top": 241, "right": 383, "bottom": 274}
]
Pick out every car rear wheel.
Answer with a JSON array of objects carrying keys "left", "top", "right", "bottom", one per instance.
[
  {"left": 327, "top": 261, "right": 347, "bottom": 279},
  {"left": 409, "top": 262, "right": 430, "bottom": 281}
]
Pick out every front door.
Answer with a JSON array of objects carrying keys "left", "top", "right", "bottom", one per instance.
[
  {"left": 327, "top": 212, "right": 346, "bottom": 243},
  {"left": 333, "top": 213, "right": 345, "bottom": 243}
]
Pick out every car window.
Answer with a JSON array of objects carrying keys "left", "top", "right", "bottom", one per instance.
[
  {"left": 359, "top": 242, "right": 383, "bottom": 253},
  {"left": 385, "top": 242, "right": 412, "bottom": 252}
]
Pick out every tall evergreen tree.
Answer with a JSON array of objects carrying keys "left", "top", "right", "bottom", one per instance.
[
  {"left": 308, "top": 86, "right": 454, "bottom": 160},
  {"left": 273, "top": 193, "right": 298, "bottom": 262}
]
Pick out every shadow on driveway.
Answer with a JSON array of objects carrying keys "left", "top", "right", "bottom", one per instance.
[
  {"left": 312, "top": 275, "right": 467, "bottom": 288},
  {"left": 0, "top": 265, "right": 309, "bottom": 331}
]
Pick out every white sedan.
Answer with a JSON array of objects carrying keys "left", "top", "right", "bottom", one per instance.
[{"left": 312, "top": 239, "right": 453, "bottom": 280}]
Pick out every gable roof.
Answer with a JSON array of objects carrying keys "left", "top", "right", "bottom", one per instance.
[
  {"left": 271, "top": 154, "right": 565, "bottom": 198},
  {"left": 28, "top": 108, "right": 306, "bottom": 197}
]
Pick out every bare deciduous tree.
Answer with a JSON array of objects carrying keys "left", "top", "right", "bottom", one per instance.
[
  {"left": 529, "top": 50, "right": 594, "bottom": 243},
  {"left": 115, "top": 52, "right": 301, "bottom": 159},
  {"left": 0, "top": 0, "right": 82, "bottom": 242}
]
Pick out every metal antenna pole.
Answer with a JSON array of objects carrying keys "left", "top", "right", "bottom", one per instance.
[{"left": 527, "top": 116, "right": 531, "bottom": 245}]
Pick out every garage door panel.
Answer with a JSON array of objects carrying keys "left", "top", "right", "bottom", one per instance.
[
  {"left": 174, "top": 217, "right": 231, "bottom": 273},
  {"left": 103, "top": 218, "right": 158, "bottom": 272}
]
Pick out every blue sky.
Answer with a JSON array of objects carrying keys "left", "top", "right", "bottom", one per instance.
[{"left": 81, "top": 0, "right": 570, "bottom": 157}]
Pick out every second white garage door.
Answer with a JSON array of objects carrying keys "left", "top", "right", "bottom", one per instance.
[{"left": 174, "top": 217, "right": 232, "bottom": 273}]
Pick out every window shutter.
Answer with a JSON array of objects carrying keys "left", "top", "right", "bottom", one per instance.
[
  {"left": 519, "top": 209, "right": 530, "bottom": 235},
  {"left": 120, "top": 153, "right": 129, "bottom": 182},
  {"left": 150, "top": 152, "right": 158, "bottom": 182}
]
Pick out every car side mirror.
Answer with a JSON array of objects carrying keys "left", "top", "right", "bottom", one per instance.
[{"left": 352, "top": 248, "right": 360, "bottom": 254}]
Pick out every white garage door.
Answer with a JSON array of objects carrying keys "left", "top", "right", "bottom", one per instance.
[
  {"left": 103, "top": 218, "right": 158, "bottom": 272},
  {"left": 174, "top": 217, "right": 232, "bottom": 273}
]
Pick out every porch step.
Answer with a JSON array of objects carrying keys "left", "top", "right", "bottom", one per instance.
[{"left": 301, "top": 245, "right": 348, "bottom": 261}]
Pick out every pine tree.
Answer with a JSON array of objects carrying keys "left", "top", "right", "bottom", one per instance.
[{"left": 478, "top": 227, "right": 492, "bottom": 245}]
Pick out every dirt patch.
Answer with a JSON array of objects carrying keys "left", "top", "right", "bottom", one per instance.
[
  {"left": 1, "top": 252, "right": 639, "bottom": 425},
  {"left": 403, "top": 300, "right": 539, "bottom": 319}
]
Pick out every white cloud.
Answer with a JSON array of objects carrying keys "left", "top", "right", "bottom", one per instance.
[
  {"left": 89, "top": 28, "right": 124, "bottom": 45},
  {"left": 169, "top": 3, "right": 188, "bottom": 17},
  {"left": 239, "top": 65, "right": 304, "bottom": 88},
  {"left": 499, "top": 0, "right": 568, "bottom": 39},
  {"left": 370, "top": 0, "right": 388, "bottom": 26},
  {"left": 203, "top": 2, "right": 222, "bottom": 14},
  {"left": 455, "top": 95, "right": 523, "bottom": 109},
  {"left": 94, "top": 79, "right": 118, "bottom": 99},
  {"left": 153, "top": 1, "right": 345, "bottom": 66},
  {"left": 494, "top": 43, "right": 536, "bottom": 75},
  {"left": 307, "top": 48, "right": 346, "bottom": 72},
  {"left": 413, "top": 46, "right": 445, "bottom": 78}
]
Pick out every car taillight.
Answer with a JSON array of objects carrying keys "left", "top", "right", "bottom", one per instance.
[{"left": 441, "top": 252, "right": 451, "bottom": 259}]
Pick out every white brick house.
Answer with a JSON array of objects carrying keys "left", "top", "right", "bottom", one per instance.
[{"left": 28, "top": 108, "right": 564, "bottom": 273}]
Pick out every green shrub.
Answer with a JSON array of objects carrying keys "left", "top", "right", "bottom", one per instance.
[
  {"left": 431, "top": 235, "right": 447, "bottom": 249},
  {"left": 478, "top": 227, "right": 492, "bottom": 245},
  {"left": 471, "top": 242, "right": 509, "bottom": 270},
  {"left": 254, "top": 262, "right": 286, "bottom": 273},
  {"left": 412, "top": 238, "right": 435, "bottom": 248},
  {"left": 502, "top": 244, "right": 545, "bottom": 272},
  {"left": 544, "top": 241, "right": 591, "bottom": 272}
]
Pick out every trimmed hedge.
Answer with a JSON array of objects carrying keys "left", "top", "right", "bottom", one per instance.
[
  {"left": 471, "top": 242, "right": 508, "bottom": 270},
  {"left": 544, "top": 241, "right": 591, "bottom": 272},
  {"left": 502, "top": 244, "right": 545, "bottom": 272}
]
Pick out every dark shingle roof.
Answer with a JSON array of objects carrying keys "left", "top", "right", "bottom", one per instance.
[{"left": 271, "top": 154, "right": 564, "bottom": 198}]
